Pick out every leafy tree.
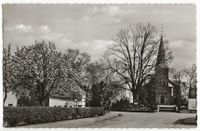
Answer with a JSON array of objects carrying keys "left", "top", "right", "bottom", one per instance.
[
  {"left": 90, "top": 83, "right": 103, "bottom": 107},
  {"left": 86, "top": 61, "right": 123, "bottom": 108},
  {"left": 86, "top": 61, "right": 106, "bottom": 85},
  {"left": 104, "top": 23, "right": 173, "bottom": 102},
  {"left": 90, "top": 80, "right": 123, "bottom": 109},
  {"left": 112, "top": 97, "right": 130, "bottom": 110},
  {"left": 62, "top": 49, "right": 91, "bottom": 106},
  {"left": 12, "top": 41, "right": 64, "bottom": 106}
]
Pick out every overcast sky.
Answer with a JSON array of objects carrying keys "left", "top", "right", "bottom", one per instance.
[{"left": 3, "top": 4, "right": 196, "bottom": 70}]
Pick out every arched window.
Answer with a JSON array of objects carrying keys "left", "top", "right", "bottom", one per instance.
[{"left": 160, "top": 95, "right": 165, "bottom": 104}]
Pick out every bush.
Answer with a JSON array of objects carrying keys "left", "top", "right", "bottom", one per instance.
[
  {"left": 4, "top": 107, "right": 104, "bottom": 127},
  {"left": 112, "top": 97, "right": 130, "bottom": 110},
  {"left": 112, "top": 101, "right": 156, "bottom": 112}
]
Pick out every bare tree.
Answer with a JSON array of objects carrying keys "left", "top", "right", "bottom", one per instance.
[
  {"left": 169, "top": 68, "right": 183, "bottom": 83},
  {"left": 104, "top": 23, "right": 172, "bottom": 102},
  {"left": 169, "top": 64, "right": 197, "bottom": 99},
  {"left": 183, "top": 64, "right": 197, "bottom": 90}
]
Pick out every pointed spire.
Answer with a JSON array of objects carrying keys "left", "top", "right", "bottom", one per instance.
[{"left": 156, "top": 31, "right": 167, "bottom": 66}]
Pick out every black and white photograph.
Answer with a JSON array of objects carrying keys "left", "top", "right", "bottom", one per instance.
[{"left": 2, "top": 2, "right": 198, "bottom": 129}]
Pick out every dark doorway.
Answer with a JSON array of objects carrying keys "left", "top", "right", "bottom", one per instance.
[{"left": 160, "top": 95, "right": 165, "bottom": 104}]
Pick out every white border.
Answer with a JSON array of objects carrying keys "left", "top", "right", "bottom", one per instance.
[
  {"left": 1, "top": 0, "right": 197, "bottom": 4},
  {"left": 0, "top": 0, "right": 199, "bottom": 131}
]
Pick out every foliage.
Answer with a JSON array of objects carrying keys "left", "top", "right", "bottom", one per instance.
[
  {"left": 90, "top": 83, "right": 103, "bottom": 107},
  {"left": 17, "top": 96, "right": 39, "bottom": 107},
  {"left": 90, "top": 79, "right": 123, "bottom": 110},
  {"left": 4, "top": 41, "right": 123, "bottom": 107},
  {"left": 62, "top": 49, "right": 92, "bottom": 106},
  {"left": 111, "top": 97, "right": 130, "bottom": 110},
  {"left": 112, "top": 98, "right": 155, "bottom": 112},
  {"left": 12, "top": 41, "right": 64, "bottom": 106},
  {"left": 62, "top": 49, "right": 91, "bottom": 89},
  {"left": 4, "top": 107, "right": 104, "bottom": 127}
]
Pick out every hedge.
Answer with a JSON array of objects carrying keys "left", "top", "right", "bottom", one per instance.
[
  {"left": 4, "top": 107, "right": 105, "bottom": 127},
  {"left": 112, "top": 105, "right": 156, "bottom": 112}
]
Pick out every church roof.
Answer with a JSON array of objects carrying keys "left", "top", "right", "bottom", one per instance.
[
  {"left": 168, "top": 79, "right": 180, "bottom": 88},
  {"left": 156, "top": 35, "right": 167, "bottom": 67}
]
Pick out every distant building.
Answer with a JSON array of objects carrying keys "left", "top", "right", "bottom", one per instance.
[
  {"left": 117, "top": 85, "right": 133, "bottom": 103},
  {"left": 4, "top": 86, "right": 86, "bottom": 107},
  {"left": 188, "top": 86, "right": 197, "bottom": 111}
]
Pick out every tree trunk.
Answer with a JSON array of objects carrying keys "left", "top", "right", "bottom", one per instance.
[
  {"left": 3, "top": 91, "right": 7, "bottom": 106},
  {"left": 38, "top": 98, "right": 46, "bottom": 106},
  {"left": 85, "top": 93, "right": 89, "bottom": 107},
  {"left": 132, "top": 89, "right": 138, "bottom": 103},
  {"left": 38, "top": 100, "right": 43, "bottom": 106}
]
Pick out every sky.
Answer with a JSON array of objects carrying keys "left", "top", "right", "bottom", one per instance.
[{"left": 3, "top": 4, "right": 196, "bottom": 70}]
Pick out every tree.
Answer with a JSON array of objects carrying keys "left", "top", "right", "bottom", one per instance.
[
  {"left": 3, "top": 44, "right": 13, "bottom": 106},
  {"left": 12, "top": 41, "right": 64, "bottom": 106},
  {"left": 104, "top": 23, "right": 172, "bottom": 102},
  {"left": 182, "top": 64, "right": 197, "bottom": 90},
  {"left": 169, "top": 64, "right": 197, "bottom": 95},
  {"left": 86, "top": 60, "right": 122, "bottom": 108},
  {"left": 169, "top": 64, "right": 197, "bottom": 106},
  {"left": 62, "top": 49, "right": 92, "bottom": 106},
  {"left": 86, "top": 61, "right": 106, "bottom": 85},
  {"left": 182, "top": 64, "right": 197, "bottom": 99},
  {"left": 90, "top": 79, "right": 123, "bottom": 109}
]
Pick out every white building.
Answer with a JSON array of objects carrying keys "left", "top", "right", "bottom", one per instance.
[
  {"left": 3, "top": 91, "right": 18, "bottom": 107},
  {"left": 49, "top": 94, "right": 86, "bottom": 107},
  {"left": 188, "top": 87, "right": 196, "bottom": 111},
  {"left": 4, "top": 89, "right": 86, "bottom": 107},
  {"left": 116, "top": 84, "right": 133, "bottom": 103}
]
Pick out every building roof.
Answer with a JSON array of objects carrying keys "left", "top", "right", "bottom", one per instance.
[
  {"left": 156, "top": 35, "right": 168, "bottom": 68},
  {"left": 50, "top": 94, "right": 82, "bottom": 101},
  {"left": 50, "top": 86, "right": 84, "bottom": 101}
]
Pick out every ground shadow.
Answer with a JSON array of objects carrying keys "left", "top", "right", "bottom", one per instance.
[{"left": 173, "top": 117, "right": 197, "bottom": 126}]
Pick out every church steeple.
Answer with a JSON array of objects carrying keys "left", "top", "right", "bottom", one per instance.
[{"left": 156, "top": 35, "right": 167, "bottom": 66}]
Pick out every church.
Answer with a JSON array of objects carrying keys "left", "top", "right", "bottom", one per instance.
[{"left": 144, "top": 35, "right": 180, "bottom": 107}]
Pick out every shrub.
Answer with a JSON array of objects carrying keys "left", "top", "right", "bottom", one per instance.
[
  {"left": 112, "top": 97, "right": 130, "bottom": 110},
  {"left": 4, "top": 107, "right": 104, "bottom": 127}
]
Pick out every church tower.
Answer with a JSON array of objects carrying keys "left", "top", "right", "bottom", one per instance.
[
  {"left": 145, "top": 32, "right": 178, "bottom": 107},
  {"left": 154, "top": 35, "right": 171, "bottom": 105}
]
